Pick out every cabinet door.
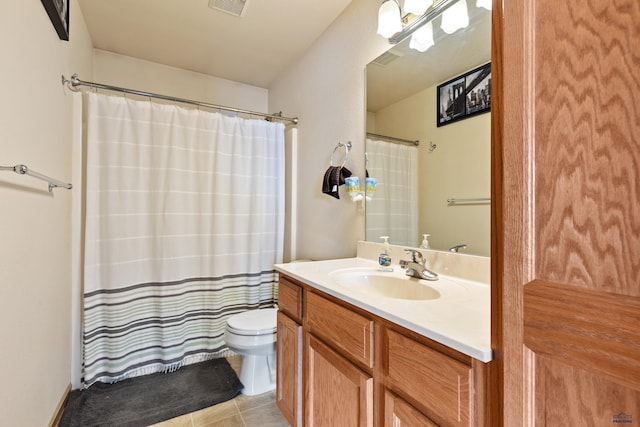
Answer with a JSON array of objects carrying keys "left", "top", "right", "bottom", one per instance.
[
  {"left": 277, "top": 311, "right": 302, "bottom": 427},
  {"left": 384, "top": 390, "right": 439, "bottom": 427},
  {"left": 306, "top": 333, "right": 373, "bottom": 427}
]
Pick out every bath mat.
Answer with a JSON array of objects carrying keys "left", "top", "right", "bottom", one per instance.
[{"left": 59, "top": 358, "right": 243, "bottom": 427}]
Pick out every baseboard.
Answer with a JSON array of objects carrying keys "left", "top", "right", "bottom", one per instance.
[{"left": 49, "top": 383, "right": 71, "bottom": 427}]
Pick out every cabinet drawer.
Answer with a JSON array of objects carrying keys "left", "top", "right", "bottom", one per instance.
[
  {"left": 305, "top": 292, "right": 374, "bottom": 368},
  {"left": 386, "top": 329, "right": 471, "bottom": 426},
  {"left": 278, "top": 275, "right": 303, "bottom": 321}
]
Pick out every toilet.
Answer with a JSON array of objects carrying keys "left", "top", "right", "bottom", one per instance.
[{"left": 223, "top": 307, "right": 278, "bottom": 395}]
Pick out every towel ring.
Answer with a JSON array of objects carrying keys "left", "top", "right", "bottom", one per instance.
[{"left": 330, "top": 141, "right": 351, "bottom": 168}]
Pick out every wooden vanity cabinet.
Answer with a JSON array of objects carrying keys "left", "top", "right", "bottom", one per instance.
[{"left": 276, "top": 273, "right": 486, "bottom": 427}]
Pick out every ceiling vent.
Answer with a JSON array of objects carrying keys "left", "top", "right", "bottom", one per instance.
[
  {"left": 208, "top": 0, "right": 248, "bottom": 17},
  {"left": 371, "top": 50, "right": 402, "bottom": 67}
]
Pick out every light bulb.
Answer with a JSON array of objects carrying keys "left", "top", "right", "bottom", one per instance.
[
  {"left": 440, "top": 0, "right": 469, "bottom": 34},
  {"left": 377, "top": 0, "right": 403, "bottom": 38},
  {"left": 476, "top": 0, "right": 492, "bottom": 10},
  {"left": 403, "top": 0, "right": 433, "bottom": 16},
  {"left": 409, "top": 21, "right": 434, "bottom": 52}
]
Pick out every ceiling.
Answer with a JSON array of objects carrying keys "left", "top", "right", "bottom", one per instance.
[{"left": 77, "top": 0, "right": 353, "bottom": 88}]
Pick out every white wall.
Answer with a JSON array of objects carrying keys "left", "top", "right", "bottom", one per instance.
[
  {"left": 92, "top": 49, "right": 269, "bottom": 113},
  {"left": 268, "top": 0, "right": 390, "bottom": 261},
  {"left": 0, "top": 1, "right": 93, "bottom": 425}
]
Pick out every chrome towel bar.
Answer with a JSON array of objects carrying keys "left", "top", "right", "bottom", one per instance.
[
  {"left": 447, "top": 197, "right": 490, "bottom": 205},
  {"left": 0, "top": 164, "right": 72, "bottom": 192}
]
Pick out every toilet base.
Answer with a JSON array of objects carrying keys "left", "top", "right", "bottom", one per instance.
[{"left": 239, "top": 353, "right": 276, "bottom": 396}]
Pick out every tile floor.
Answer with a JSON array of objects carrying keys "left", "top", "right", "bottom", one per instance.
[{"left": 149, "top": 356, "right": 289, "bottom": 427}]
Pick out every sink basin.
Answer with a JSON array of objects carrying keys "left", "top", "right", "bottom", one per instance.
[{"left": 328, "top": 268, "right": 441, "bottom": 300}]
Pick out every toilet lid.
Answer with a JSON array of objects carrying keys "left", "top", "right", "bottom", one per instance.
[{"left": 227, "top": 308, "right": 277, "bottom": 336}]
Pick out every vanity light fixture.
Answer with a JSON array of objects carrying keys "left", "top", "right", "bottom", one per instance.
[
  {"left": 378, "top": 0, "right": 473, "bottom": 46},
  {"left": 377, "top": 0, "right": 403, "bottom": 38},
  {"left": 440, "top": 0, "right": 469, "bottom": 34},
  {"left": 409, "top": 20, "right": 435, "bottom": 52},
  {"left": 403, "top": 0, "right": 434, "bottom": 16}
]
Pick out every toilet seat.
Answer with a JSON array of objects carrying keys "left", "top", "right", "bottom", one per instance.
[{"left": 226, "top": 308, "right": 277, "bottom": 336}]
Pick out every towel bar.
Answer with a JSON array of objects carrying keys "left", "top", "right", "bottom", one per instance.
[
  {"left": 447, "top": 197, "right": 490, "bottom": 205},
  {"left": 0, "top": 164, "right": 72, "bottom": 192}
]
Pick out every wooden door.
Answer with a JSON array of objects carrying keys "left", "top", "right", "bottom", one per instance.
[
  {"left": 305, "top": 333, "right": 373, "bottom": 427},
  {"left": 493, "top": 0, "right": 640, "bottom": 426}
]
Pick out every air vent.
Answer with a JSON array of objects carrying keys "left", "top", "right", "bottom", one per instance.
[
  {"left": 208, "top": 0, "right": 248, "bottom": 17},
  {"left": 371, "top": 50, "right": 402, "bottom": 67}
]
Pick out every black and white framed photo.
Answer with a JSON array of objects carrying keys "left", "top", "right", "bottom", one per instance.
[
  {"left": 437, "top": 62, "right": 491, "bottom": 127},
  {"left": 465, "top": 63, "right": 491, "bottom": 118},
  {"left": 41, "top": 0, "right": 69, "bottom": 41},
  {"left": 437, "top": 76, "right": 466, "bottom": 126}
]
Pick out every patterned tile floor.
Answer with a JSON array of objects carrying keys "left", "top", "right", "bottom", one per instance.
[{"left": 148, "top": 356, "right": 289, "bottom": 427}]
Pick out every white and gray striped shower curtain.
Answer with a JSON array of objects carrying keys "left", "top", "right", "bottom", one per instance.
[
  {"left": 365, "top": 138, "right": 418, "bottom": 247},
  {"left": 82, "top": 92, "right": 284, "bottom": 387}
]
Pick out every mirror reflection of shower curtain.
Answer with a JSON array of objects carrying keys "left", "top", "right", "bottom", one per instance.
[
  {"left": 82, "top": 92, "right": 284, "bottom": 387},
  {"left": 365, "top": 138, "right": 418, "bottom": 247}
]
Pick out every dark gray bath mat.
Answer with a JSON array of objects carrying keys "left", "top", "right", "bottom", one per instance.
[{"left": 59, "top": 358, "right": 243, "bottom": 427}]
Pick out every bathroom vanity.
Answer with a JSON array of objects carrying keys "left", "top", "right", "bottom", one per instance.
[{"left": 274, "top": 250, "right": 492, "bottom": 427}]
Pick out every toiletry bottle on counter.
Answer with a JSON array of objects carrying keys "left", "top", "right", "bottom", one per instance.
[
  {"left": 420, "top": 234, "right": 431, "bottom": 249},
  {"left": 378, "top": 236, "right": 393, "bottom": 272}
]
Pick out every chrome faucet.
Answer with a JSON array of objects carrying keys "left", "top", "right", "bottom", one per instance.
[
  {"left": 448, "top": 244, "right": 467, "bottom": 253},
  {"left": 399, "top": 249, "right": 438, "bottom": 281}
]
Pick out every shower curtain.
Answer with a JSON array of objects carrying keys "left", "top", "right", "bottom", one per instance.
[
  {"left": 365, "top": 138, "right": 418, "bottom": 247},
  {"left": 82, "top": 92, "right": 284, "bottom": 387}
]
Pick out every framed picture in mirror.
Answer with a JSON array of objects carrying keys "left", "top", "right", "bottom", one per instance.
[
  {"left": 41, "top": 0, "right": 69, "bottom": 41},
  {"left": 437, "top": 62, "right": 491, "bottom": 127}
]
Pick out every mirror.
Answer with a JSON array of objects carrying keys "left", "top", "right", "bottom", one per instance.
[{"left": 365, "top": 2, "right": 491, "bottom": 257}]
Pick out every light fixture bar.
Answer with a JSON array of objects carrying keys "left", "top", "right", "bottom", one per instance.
[{"left": 388, "top": 0, "right": 459, "bottom": 44}]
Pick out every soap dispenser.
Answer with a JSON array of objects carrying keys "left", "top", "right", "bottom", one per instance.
[
  {"left": 420, "top": 234, "right": 431, "bottom": 249},
  {"left": 378, "top": 236, "right": 393, "bottom": 272}
]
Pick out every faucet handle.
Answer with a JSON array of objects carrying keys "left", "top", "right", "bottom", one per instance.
[
  {"left": 404, "top": 249, "right": 424, "bottom": 264},
  {"left": 448, "top": 244, "right": 467, "bottom": 253}
]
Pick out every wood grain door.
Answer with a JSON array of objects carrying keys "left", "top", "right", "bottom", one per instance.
[{"left": 494, "top": 0, "right": 640, "bottom": 426}]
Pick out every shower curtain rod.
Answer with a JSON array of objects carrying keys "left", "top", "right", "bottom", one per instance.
[
  {"left": 367, "top": 132, "right": 419, "bottom": 146},
  {"left": 62, "top": 74, "right": 299, "bottom": 125}
]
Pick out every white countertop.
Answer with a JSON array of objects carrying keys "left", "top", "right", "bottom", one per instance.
[{"left": 274, "top": 257, "right": 492, "bottom": 363}]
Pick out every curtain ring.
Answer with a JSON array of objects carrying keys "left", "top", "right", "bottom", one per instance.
[{"left": 330, "top": 141, "right": 351, "bottom": 167}]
